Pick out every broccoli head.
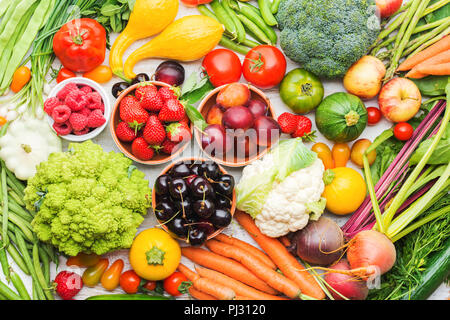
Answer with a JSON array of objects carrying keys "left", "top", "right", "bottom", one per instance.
[
  {"left": 24, "top": 140, "right": 152, "bottom": 256},
  {"left": 277, "top": 0, "right": 380, "bottom": 78}
]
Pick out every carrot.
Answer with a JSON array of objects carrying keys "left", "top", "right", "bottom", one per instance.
[
  {"left": 416, "top": 62, "right": 450, "bottom": 75},
  {"left": 205, "top": 239, "right": 302, "bottom": 299},
  {"left": 178, "top": 263, "right": 236, "bottom": 300},
  {"left": 397, "top": 36, "right": 450, "bottom": 71},
  {"left": 188, "top": 287, "right": 217, "bottom": 300},
  {"left": 195, "top": 265, "right": 288, "bottom": 300},
  {"left": 181, "top": 247, "right": 278, "bottom": 295},
  {"left": 234, "top": 211, "right": 325, "bottom": 300},
  {"left": 405, "top": 69, "right": 428, "bottom": 79},
  {"left": 406, "top": 50, "right": 450, "bottom": 78},
  {"left": 234, "top": 296, "right": 253, "bottom": 300},
  {"left": 215, "top": 234, "right": 276, "bottom": 270}
]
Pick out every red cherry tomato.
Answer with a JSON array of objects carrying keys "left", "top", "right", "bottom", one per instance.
[
  {"left": 119, "top": 270, "right": 141, "bottom": 294},
  {"left": 242, "top": 45, "right": 286, "bottom": 89},
  {"left": 163, "top": 271, "right": 189, "bottom": 296},
  {"left": 394, "top": 122, "right": 414, "bottom": 141},
  {"left": 366, "top": 107, "right": 382, "bottom": 125},
  {"left": 143, "top": 281, "right": 157, "bottom": 291},
  {"left": 202, "top": 48, "right": 242, "bottom": 88},
  {"left": 57, "top": 68, "right": 76, "bottom": 83},
  {"left": 180, "top": 0, "right": 212, "bottom": 7}
]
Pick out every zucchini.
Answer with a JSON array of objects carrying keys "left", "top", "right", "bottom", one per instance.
[
  {"left": 404, "top": 237, "right": 450, "bottom": 300},
  {"left": 86, "top": 294, "right": 172, "bottom": 300}
]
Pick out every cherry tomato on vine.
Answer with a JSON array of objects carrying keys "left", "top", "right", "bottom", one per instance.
[
  {"left": 82, "top": 258, "right": 109, "bottom": 287},
  {"left": 119, "top": 270, "right": 141, "bottom": 294},
  {"left": 143, "top": 281, "right": 157, "bottom": 292},
  {"left": 163, "top": 271, "right": 189, "bottom": 297},
  {"left": 311, "top": 143, "right": 334, "bottom": 170},
  {"left": 101, "top": 259, "right": 124, "bottom": 291},
  {"left": 83, "top": 65, "right": 113, "bottom": 84},
  {"left": 57, "top": 68, "right": 76, "bottom": 83},
  {"left": 10, "top": 66, "right": 31, "bottom": 93},
  {"left": 366, "top": 107, "right": 382, "bottom": 125},
  {"left": 202, "top": 49, "right": 242, "bottom": 88},
  {"left": 332, "top": 143, "right": 351, "bottom": 167},
  {"left": 394, "top": 122, "right": 414, "bottom": 141},
  {"left": 243, "top": 45, "right": 286, "bottom": 89}
]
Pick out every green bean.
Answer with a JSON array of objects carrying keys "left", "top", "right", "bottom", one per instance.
[
  {"left": 236, "top": 13, "right": 271, "bottom": 45},
  {"left": 223, "top": 0, "right": 246, "bottom": 44},
  {"left": 0, "top": 211, "right": 34, "bottom": 242},
  {"left": 1, "top": 162, "right": 9, "bottom": 248},
  {"left": 38, "top": 247, "right": 50, "bottom": 285},
  {"left": 220, "top": 36, "right": 251, "bottom": 55},
  {"left": 258, "top": 0, "right": 278, "bottom": 26},
  {"left": 32, "top": 244, "right": 53, "bottom": 300},
  {"left": 210, "top": 0, "right": 238, "bottom": 40},
  {"left": 5, "top": 170, "right": 26, "bottom": 195},
  {"left": 0, "top": 0, "right": 13, "bottom": 19},
  {"left": 6, "top": 243, "right": 29, "bottom": 275},
  {"left": 0, "top": 292, "right": 6, "bottom": 300},
  {"left": 8, "top": 203, "right": 33, "bottom": 223},
  {"left": 0, "top": 242, "right": 9, "bottom": 280},
  {"left": 197, "top": 4, "right": 216, "bottom": 19},
  {"left": 241, "top": 38, "right": 260, "bottom": 48},
  {"left": 238, "top": 2, "right": 277, "bottom": 44},
  {"left": 0, "top": 279, "right": 22, "bottom": 300},
  {"left": 32, "top": 281, "right": 38, "bottom": 300},
  {"left": 0, "top": 0, "right": 16, "bottom": 35},
  {"left": 10, "top": 269, "right": 30, "bottom": 300},
  {"left": 8, "top": 192, "right": 26, "bottom": 209},
  {"left": 271, "top": 0, "right": 282, "bottom": 14}
]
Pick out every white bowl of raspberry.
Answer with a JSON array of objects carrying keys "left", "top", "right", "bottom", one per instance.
[{"left": 44, "top": 77, "right": 111, "bottom": 142}]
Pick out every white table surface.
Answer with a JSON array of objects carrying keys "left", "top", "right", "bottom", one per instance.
[{"left": 0, "top": 3, "right": 448, "bottom": 301}]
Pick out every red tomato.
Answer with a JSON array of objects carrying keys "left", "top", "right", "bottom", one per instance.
[
  {"left": 180, "top": 0, "right": 212, "bottom": 7},
  {"left": 119, "top": 270, "right": 141, "bottom": 294},
  {"left": 367, "top": 107, "right": 382, "bottom": 125},
  {"left": 143, "top": 281, "right": 157, "bottom": 291},
  {"left": 394, "top": 122, "right": 414, "bottom": 141},
  {"left": 202, "top": 49, "right": 242, "bottom": 88},
  {"left": 57, "top": 68, "right": 76, "bottom": 83},
  {"left": 163, "top": 272, "right": 189, "bottom": 296},
  {"left": 242, "top": 45, "right": 286, "bottom": 89}
]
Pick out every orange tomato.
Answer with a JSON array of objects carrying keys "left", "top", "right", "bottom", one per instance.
[
  {"left": 332, "top": 143, "right": 351, "bottom": 167},
  {"left": 0, "top": 116, "right": 7, "bottom": 126},
  {"left": 66, "top": 253, "right": 100, "bottom": 267},
  {"left": 101, "top": 259, "right": 124, "bottom": 291},
  {"left": 82, "top": 258, "right": 109, "bottom": 287},
  {"left": 83, "top": 65, "right": 113, "bottom": 83},
  {"left": 10, "top": 66, "right": 31, "bottom": 93},
  {"left": 351, "top": 139, "right": 377, "bottom": 168},
  {"left": 311, "top": 143, "right": 334, "bottom": 170}
]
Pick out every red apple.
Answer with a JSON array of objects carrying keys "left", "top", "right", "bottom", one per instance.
[
  {"left": 216, "top": 83, "right": 251, "bottom": 108},
  {"left": 378, "top": 78, "right": 421, "bottom": 123},
  {"left": 376, "top": 0, "right": 403, "bottom": 18}
]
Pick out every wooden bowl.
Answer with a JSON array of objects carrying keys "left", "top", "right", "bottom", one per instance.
[
  {"left": 151, "top": 157, "right": 236, "bottom": 243},
  {"left": 110, "top": 81, "right": 192, "bottom": 165},
  {"left": 195, "top": 84, "right": 276, "bottom": 167}
]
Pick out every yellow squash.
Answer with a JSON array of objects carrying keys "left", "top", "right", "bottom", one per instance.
[
  {"left": 124, "top": 15, "right": 224, "bottom": 79},
  {"left": 109, "top": 0, "right": 179, "bottom": 80}
]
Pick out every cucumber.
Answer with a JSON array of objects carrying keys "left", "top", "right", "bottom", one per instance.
[
  {"left": 404, "top": 237, "right": 450, "bottom": 300},
  {"left": 86, "top": 294, "right": 172, "bottom": 300}
]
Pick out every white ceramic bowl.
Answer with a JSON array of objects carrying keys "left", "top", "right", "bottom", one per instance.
[{"left": 46, "top": 77, "right": 111, "bottom": 142}]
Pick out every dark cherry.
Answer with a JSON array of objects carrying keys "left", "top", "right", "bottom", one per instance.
[
  {"left": 189, "top": 164, "right": 204, "bottom": 176},
  {"left": 175, "top": 198, "right": 195, "bottom": 221},
  {"left": 169, "top": 178, "right": 189, "bottom": 200},
  {"left": 210, "top": 208, "right": 232, "bottom": 228},
  {"left": 156, "top": 194, "right": 171, "bottom": 205},
  {"left": 154, "top": 174, "right": 172, "bottom": 196},
  {"left": 154, "top": 201, "right": 177, "bottom": 222},
  {"left": 185, "top": 175, "right": 198, "bottom": 186},
  {"left": 131, "top": 73, "right": 150, "bottom": 85},
  {"left": 214, "top": 174, "right": 235, "bottom": 196},
  {"left": 168, "top": 217, "right": 188, "bottom": 238},
  {"left": 197, "top": 219, "right": 216, "bottom": 236},
  {"left": 111, "top": 82, "right": 130, "bottom": 98},
  {"left": 204, "top": 162, "right": 220, "bottom": 180},
  {"left": 191, "top": 178, "right": 213, "bottom": 199},
  {"left": 193, "top": 199, "right": 215, "bottom": 219},
  {"left": 216, "top": 195, "right": 231, "bottom": 209},
  {"left": 171, "top": 163, "right": 192, "bottom": 178},
  {"left": 188, "top": 227, "right": 207, "bottom": 246}
]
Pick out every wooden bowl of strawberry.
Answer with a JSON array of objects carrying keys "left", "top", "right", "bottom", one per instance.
[{"left": 110, "top": 81, "right": 192, "bottom": 165}]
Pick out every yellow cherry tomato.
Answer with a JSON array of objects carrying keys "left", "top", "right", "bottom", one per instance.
[
  {"left": 66, "top": 252, "right": 100, "bottom": 267},
  {"left": 0, "top": 116, "right": 7, "bottom": 127},
  {"left": 10, "top": 66, "right": 31, "bottom": 93},
  {"left": 311, "top": 143, "right": 334, "bottom": 170},
  {"left": 101, "top": 259, "right": 124, "bottom": 291},
  {"left": 332, "top": 143, "right": 351, "bottom": 167},
  {"left": 129, "top": 228, "right": 181, "bottom": 281},
  {"left": 82, "top": 258, "right": 109, "bottom": 287},
  {"left": 83, "top": 65, "right": 113, "bottom": 83},
  {"left": 351, "top": 139, "right": 376, "bottom": 168},
  {"left": 322, "top": 167, "right": 367, "bottom": 216}
]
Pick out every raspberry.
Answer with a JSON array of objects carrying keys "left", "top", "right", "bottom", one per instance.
[
  {"left": 51, "top": 105, "right": 71, "bottom": 123},
  {"left": 69, "top": 113, "right": 88, "bottom": 131},
  {"left": 44, "top": 97, "right": 60, "bottom": 115},
  {"left": 53, "top": 121, "right": 72, "bottom": 136},
  {"left": 78, "top": 108, "right": 91, "bottom": 118},
  {"left": 87, "top": 109, "right": 106, "bottom": 128},
  {"left": 56, "top": 83, "right": 78, "bottom": 101},
  {"left": 79, "top": 85, "right": 93, "bottom": 94},
  {"left": 65, "top": 90, "right": 88, "bottom": 111},
  {"left": 86, "top": 91, "right": 103, "bottom": 110},
  {"left": 73, "top": 128, "right": 90, "bottom": 135}
]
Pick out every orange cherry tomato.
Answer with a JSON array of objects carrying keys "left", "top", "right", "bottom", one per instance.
[
  {"left": 101, "top": 259, "right": 124, "bottom": 291},
  {"left": 332, "top": 143, "right": 351, "bottom": 167},
  {"left": 83, "top": 65, "right": 113, "bottom": 84},
  {"left": 66, "top": 253, "right": 100, "bottom": 267},
  {"left": 311, "top": 143, "right": 334, "bottom": 170},
  {"left": 142, "top": 281, "right": 157, "bottom": 292},
  {"left": 119, "top": 270, "right": 141, "bottom": 294},
  {"left": 10, "top": 66, "right": 31, "bottom": 93},
  {"left": 0, "top": 116, "right": 7, "bottom": 127},
  {"left": 351, "top": 139, "right": 377, "bottom": 168},
  {"left": 82, "top": 258, "right": 109, "bottom": 287},
  {"left": 57, "top": 67, "right": 76, "bottom": 83},
  {"left": 163, "top": 271, "right": 189, "bottom": 297}
]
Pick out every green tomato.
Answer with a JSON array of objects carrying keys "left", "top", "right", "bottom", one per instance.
[{"left": 279, "top": 68, "right": 324, "bottom": 114}]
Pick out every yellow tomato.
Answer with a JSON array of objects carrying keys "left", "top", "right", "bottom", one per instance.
[
  {"left": 83, "top": 65, "right": 113, "bottom": 83},
  {"left": 129, "top": 228, "right": 181, "bottom": 281},
  {"left": 322, "top": 167, "right": 366, "bottom": 215},
  {"left": 10, "top": 66, "right": 31, "bottom": 93}
]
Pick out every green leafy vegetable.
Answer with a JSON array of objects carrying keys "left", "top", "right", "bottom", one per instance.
[
  {"left": 410, "top": 126, "right": 450, "bottom": 165},
  {"left": 411, "top": 75, "right": 450, "bottom": 96}
]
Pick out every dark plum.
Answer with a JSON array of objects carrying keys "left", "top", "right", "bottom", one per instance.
[
  {"left": 222, "top": 106, "right": 254, "bottom": 131},
  {"left": 188, "top": 227, "right": 208, "bottom": 246},
  {"left": 214, "top": 174, "right": 234, "bottom": 196},
  {"left": 154, "top": 174, "right": 172, "bottom": 196},
  {"left": 169, "top": 178, "right": 189, "bottom": 200},
  {"left": 111, "top": 82, "right": 130, "bottom": 98},
  {"left": 155, "top": 61, "right": 185, "bottom": 86},
  {"left": 210, "top": 208, "right": 232, "bottom": 228},
  {"left": 253, "top": 116, "right": 281, "bottom": 147},
  {"left": 247, "top": 99, "right": 268, "bottom": 118},
  {"left": 131, "top": 73, "right": 150, "bottom": 85},
  {"left": 154, "top": 201, "right": 177, "bottom": 221},
  {"left": 193, "top": 199, "right": 215, "bottom": 219},
  {"left": 201, "top": 124, "right": 232, "bottom": 156}
]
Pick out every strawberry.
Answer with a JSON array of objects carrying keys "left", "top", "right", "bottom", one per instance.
[
  {"left": 119, "top": 95, "right": 149, "bottom": 130},
  {"left": 166, "top": 122, "right": 192, "bottom": 143},
  {"left": 116, "top": 122, "right": 137, "bottom": 142},
  {"left": 140, "top": 90, "right": 164, "bottom": 112},
  {"left": 292, "top": 116, "right": 316, "bottom": 141},
  {"left": 277, "top": 112, "right": 298, "bottom": 134},
  {"left": 158, "top": 99, "right": 186, "bottom": 122},
  {"left": 158, "top": 86, "right": 179, "bottom": 101},
  {"left": 135, "top": 84, "right": 157, "bottom": 101},
  {"left": 142, "top": 115, "right": 166, "bottom": 145},
  {"left": 54, "top": 271, "right": 83, "bottom": 300},
  {"left": 161, "top": 139, "right": 179, "bottom": 155},
  {"left": 131, "top": 137, "right": 155, "bottom": 161}
]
